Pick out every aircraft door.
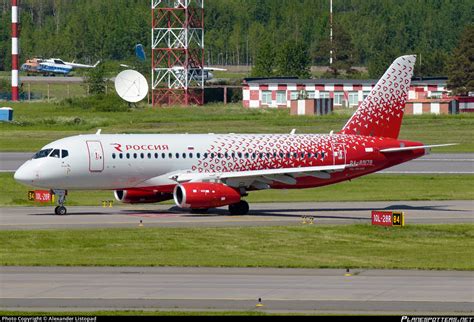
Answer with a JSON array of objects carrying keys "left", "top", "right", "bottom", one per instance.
[
  {"left": 86, "top": 141, "right": 104, "bottom": 172},
  {"left": 331, "top": 142, "right": 347, "bottom": 165}
]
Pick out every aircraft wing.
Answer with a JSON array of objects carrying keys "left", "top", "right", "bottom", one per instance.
[
  {"left": 380, "top": 144, "right": 458, "bottom": 153},
  {"left": 203, "top": 67, "right": 227, "bottom": 71},
  {"left": 169, "top": 164, "right": 349, "bottom": 188}
]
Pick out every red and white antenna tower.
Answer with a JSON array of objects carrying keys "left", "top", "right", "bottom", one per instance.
[
  {"left": 151, "top": 0, "right": 205, "bottom": 106},
  {"left": 11, "top": 0, "right": 19, "bottom": 101}
]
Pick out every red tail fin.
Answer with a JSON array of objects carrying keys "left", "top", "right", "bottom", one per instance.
[{"left": 340, "top": 55, "right": 416, "bottom": 139}]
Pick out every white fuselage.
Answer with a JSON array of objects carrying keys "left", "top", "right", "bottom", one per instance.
[{"left": 15, "top": 132, "right": 387, "bottom": 191}]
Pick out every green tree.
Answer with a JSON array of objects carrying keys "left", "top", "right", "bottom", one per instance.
[
  {"left": 276, "top": 40, "right": 311, "bottom": 79},
  {"left": 251, "top": 39, "right": 275, "bottom": 77},
  {"left": 84, "top": 63, "right": 106, "bottom": 95},
  {"left": 314, "top": 21, "right": 356, "bottom": 77},
  {"left": 446, "top": 25, "right": 474, "bottom": 95}
]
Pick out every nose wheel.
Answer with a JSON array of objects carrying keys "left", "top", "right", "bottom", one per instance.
[
  {"left": 54, "top": 206, "right": 67, "bottom": 216},
  {"left": 52, "top": 189, "right": 68, "bottom": 216}
]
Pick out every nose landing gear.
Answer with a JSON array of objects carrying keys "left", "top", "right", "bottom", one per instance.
[{"left": 53, "top": 190, "right": 68, "bottom": 216}]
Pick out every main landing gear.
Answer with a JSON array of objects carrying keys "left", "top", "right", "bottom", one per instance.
[
  {"left": 229, "top": 200, "right": 250, "bottom": 216},
  {"left": 53, "top": 189, "right": 68, "bottom": 216}
]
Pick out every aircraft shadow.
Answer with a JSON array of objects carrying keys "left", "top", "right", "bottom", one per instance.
[{"left": 27, "top": 203, "right": 465, "bottom": 218}]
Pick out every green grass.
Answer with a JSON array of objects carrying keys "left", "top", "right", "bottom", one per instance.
[
  {"left": 1, "top": 224, "right": 472, "bottom": 270},
  {"left": 0, "top": 101, "right": 472, "bottom": 152},
  {"left": 2, "top": 173, "right": 473, "bottom": 207}
]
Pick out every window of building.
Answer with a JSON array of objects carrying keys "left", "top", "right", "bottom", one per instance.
[
  {"left": 319, "top": 92, "right": 330, "bottom": 99},
  {"left": 290, "top": 91, "right": 299, "bottom": 100},
  {"left": 430, "top": 91, "right": 443, "bottom": 99},
  {"left": 348, "top": 92, "right": 359, "bottom": 106},
  {"left": 334, "top": 92, "right": 344, "bottom": 106},
  {"left": 307, "top": 91, "right": 316, "bottom": 99},
  {"left": 262, "top": 91, "right": 272, "bottom": 105},
  {"left": 363, "top": 91, "right": 371, "bottom": 100},
  {"left": 276, "top": 91, "right": 287, "bottom": 105}
]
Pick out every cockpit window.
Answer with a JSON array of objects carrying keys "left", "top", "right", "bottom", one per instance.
[
  {"left": 33, "top": 149, "right": 53, "bottom": 159},
  {"left": 50, "top": 149, "right": 61, "bottom": 158},
  {"left": 62, "top": 150, "right": 69, "bottom": 158}
]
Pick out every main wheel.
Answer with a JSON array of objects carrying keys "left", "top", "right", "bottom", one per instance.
[
  {"left": 229, "top": 200, "right": 249, "bottom": 216},
  {"left": 191, "top": 208, "right": 209, "bottom": 214},
  {"left": 55, "top": 206, "right": 67, "bottom": 216}
]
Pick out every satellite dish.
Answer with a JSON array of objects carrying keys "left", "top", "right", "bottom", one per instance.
[{"left": 115, "top": 70, "right": 148, "bottom": 103}]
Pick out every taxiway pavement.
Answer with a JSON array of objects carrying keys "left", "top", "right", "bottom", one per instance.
[
  {"left": 0, "top": 200, "right": 472, "bottom": 230},
  {"left": 1, "top": 267, "right": 472, "bottom": 314},
  {"left": 1, "top": 153, "right": 473, "bottom": 174}
]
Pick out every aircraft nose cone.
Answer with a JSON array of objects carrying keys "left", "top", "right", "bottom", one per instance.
[{"left": 14, "top": 164, "right": 36, "bottom": 185}]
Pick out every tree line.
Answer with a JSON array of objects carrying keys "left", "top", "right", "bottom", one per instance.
[{"left": 0, "top": 0, "right": 472, "bottom": 80}]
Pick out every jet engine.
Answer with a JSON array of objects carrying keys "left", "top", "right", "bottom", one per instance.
[
  {"left": 114, "top": 189, "right": 173, "bottom": 204},
  {"left": 173, "top": 182, "right": 241, "bottom": 209}
]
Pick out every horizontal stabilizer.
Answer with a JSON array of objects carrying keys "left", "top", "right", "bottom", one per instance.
[{"left": 380, "top": 144, "right": 458, "bottom": 153}]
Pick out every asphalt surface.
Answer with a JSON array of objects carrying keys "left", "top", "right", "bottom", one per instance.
[
  {"left": 1, "top": 267, "right": 472, "bottom": 314},
  {"left": 1, "top": 153, "right": 473, "bottom": 174},
  {"left": 0, "top": 200, "right": 472, "bottom": 230}
]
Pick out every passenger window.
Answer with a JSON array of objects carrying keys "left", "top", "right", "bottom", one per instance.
[
  {"left": 140, "top": 153, "right": 145, "bottom": 159},
  {"left": 50, "top": 149, "right": 61, "bottom": 158},
  {"left": 176, "top": 153, "right": 180, "bottom": 159},
  {"left": 169, "top": 153, "right": 173, "bottom": 159},
  {"left": 126, "top": 153, "right": 130, "bottom": 159},
  {"left": 182, "top": 153, "right": 186, "bottom": 159},
  {"left": 112, "top": 153, "right": 116, "bottom": 159},
  {"left": 197, "top": 153, "right": 201, "bottom": 159},
  {"left": 189, "top": 153, "right": 193, "bottom": 159},
  {"left": 133, "top": 153, "right": 138, "bottom": 159},
  {"left": 162, "top": 153, "right": 166, "bottom": 159},
  {"left": 119, "top": 154, "right": 123, "bottom": 159},
  {"left": 61, "top": 150, "right": 69, "bottom": 158}
]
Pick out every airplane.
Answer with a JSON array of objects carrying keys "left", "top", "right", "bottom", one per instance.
[
  {"left": 14, "top": 55, "right": 456, "bottom": 216},
  {"left": 150, "top": 66, "right": 227, "bottom": 83},
  {"left": 21, "top": 58, "right": 100, "bottom": 76}
]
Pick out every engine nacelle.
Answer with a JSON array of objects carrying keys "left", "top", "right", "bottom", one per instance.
[
  {"left": 114, "top": 189, "right": 173, "bottom": 204},
  {"left": 173, "top": 182, "right": 241, "bottom": 209}
]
